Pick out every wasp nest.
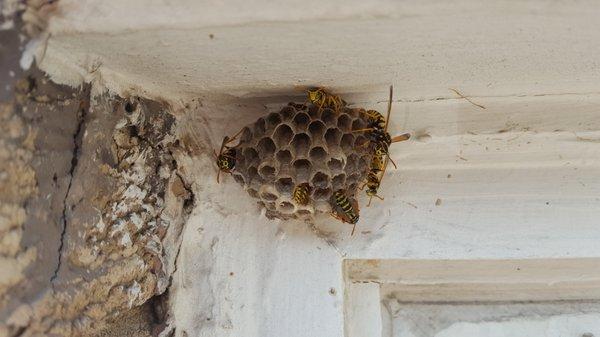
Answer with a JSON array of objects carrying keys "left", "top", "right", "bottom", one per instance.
[{"left": 231, "top": 103, "right": 372, "bottom": 221}]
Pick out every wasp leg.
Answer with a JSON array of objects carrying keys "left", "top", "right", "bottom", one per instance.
[
  {"left": 366, "top": 194, "right": 384, "bottom": 207},
  {"left": 351, "top": 139, "right": 370, "bottom": 151},
  {"left": 214, "top": 149, "right": 221, "bottom": 183},
  {"left": 330, "top": 98, "right": 338, "bottom": 113},
  {"left": 217, "top": 169, "right": 234, "bottom": 184},
  {"left": 317, "top": 100, "right": 325, "bottom": 113},
  {"left": 333, "top": 97, "right": 344, "bottom": 114},
  {"left": 387, "top": 155, "right": 398, "bottom": 169}
]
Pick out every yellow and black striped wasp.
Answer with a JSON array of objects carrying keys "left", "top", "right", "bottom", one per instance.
[
  {"left": 355, "top": 86, "right": 410, "bottom": 204},
  {"left": 213, "top": 128, "right": 244, "bottom": 183},
  {"left": 330, "top": 189, "right": 360, "bottom": 235},
  {"left": 362, "top": 109, "right": 386, "bottom": 130},
  {"left": 306, "top": 87, "right": 347, "bottom": 113},
  {"left": 293, "top": 183, "right": 311, "bottom": 206},
  {"left": 362, "top": 154, "right": 387, "bottom": 206},
  {"left": 356, "top": 86, "right": 410, "bottom": 166}
]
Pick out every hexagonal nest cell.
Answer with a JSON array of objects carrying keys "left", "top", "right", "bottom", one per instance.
[{"left": 231, "top": 103, "right": 372, "bottom": 221}]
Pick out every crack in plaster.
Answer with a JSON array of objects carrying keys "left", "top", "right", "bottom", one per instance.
[{"left": 51, "top": 92, "right": 89, "bottom": 285}]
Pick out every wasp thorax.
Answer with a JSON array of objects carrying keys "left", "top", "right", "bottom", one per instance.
[{"left": 230, "top": 103, "right": 372, "bottom": 222}]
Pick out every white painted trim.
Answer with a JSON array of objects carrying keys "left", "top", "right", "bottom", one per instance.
[{"left": 344, "top": 282, "right": 383, "bottom": 337}]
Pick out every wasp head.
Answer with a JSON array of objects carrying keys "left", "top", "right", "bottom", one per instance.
[
  {"left": 216, "top": 148, "right": 235, "bottom": 171},
  {"left": 307, "top": 88, "right": 323, "bottom": 103},
  {"left": 216, "top": 156, "right": 229, "bottom": 170},
  {"left": 365, "top": 187, "right": 378, "bottom": 197}
]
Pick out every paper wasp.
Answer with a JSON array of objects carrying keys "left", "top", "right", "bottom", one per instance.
[
  {"left": 330, "top": 189, "right": 360, "bottom": 235},
  {"left": 214, "top": 128, "right": 244, "bottom": 183},
  {"left": 355, "top": 86, "right": 410, "bottom": 204},
  {"left": 306, "top": 87, "right": 347, "bottom": 113}
]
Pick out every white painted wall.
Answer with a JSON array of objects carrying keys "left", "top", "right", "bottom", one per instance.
[
  {"left": 30, "top": 0, "right": 600, "bottom": 336},
  {"left": 37, "top": 0, "right": 600, "bottom": 103},
  {"left": 388, "top": 302, "right": 600, "bottom": 337}
]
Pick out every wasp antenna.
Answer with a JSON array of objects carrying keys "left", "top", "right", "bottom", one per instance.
[
  {"left": 385, "top": 85, "right": 393, "bottom": 133},
  {"left": 351, "top": 223, "right": 357, "bottom": 236},
  {"left": 227, "top": 128, "right": 245, "bottom": 144},
  {"left": 353, "top": 139, "right": 368, "bottom": 150},
  {"left": 367, "top": 196, "right": 373, "bottom": 207},
  {"left": 216, "top": 169, "right": 221, "bottom": 184},
  {"left": 218, "top": 136, "right": 229, "bottom": 154}
]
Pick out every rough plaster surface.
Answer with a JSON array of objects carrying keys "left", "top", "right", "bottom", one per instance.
[
  {"left": 0, "top": 71, "right": 84, "bottom": 336},
  {"left": 0, "top": 5, "right": 23, "bottom": 101},
  {"left": 0, "top": 68, "right": 194, "bottom": 337},
  {"left": 0, "top": 97, "right": 37, "bottom": 320},
  {"left": 82, "top": 304, "right": 155, "bottom": 337}
]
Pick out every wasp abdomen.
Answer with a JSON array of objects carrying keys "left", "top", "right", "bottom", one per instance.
[
  {"left": 332, "top": 190, "right": 359, "bottom": 224},
  {"left": 293, "top": 183, "right": 310, "bottom": 205},
  {"left": 362, "top": 110, "right": 386, "bottom": 129}
]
